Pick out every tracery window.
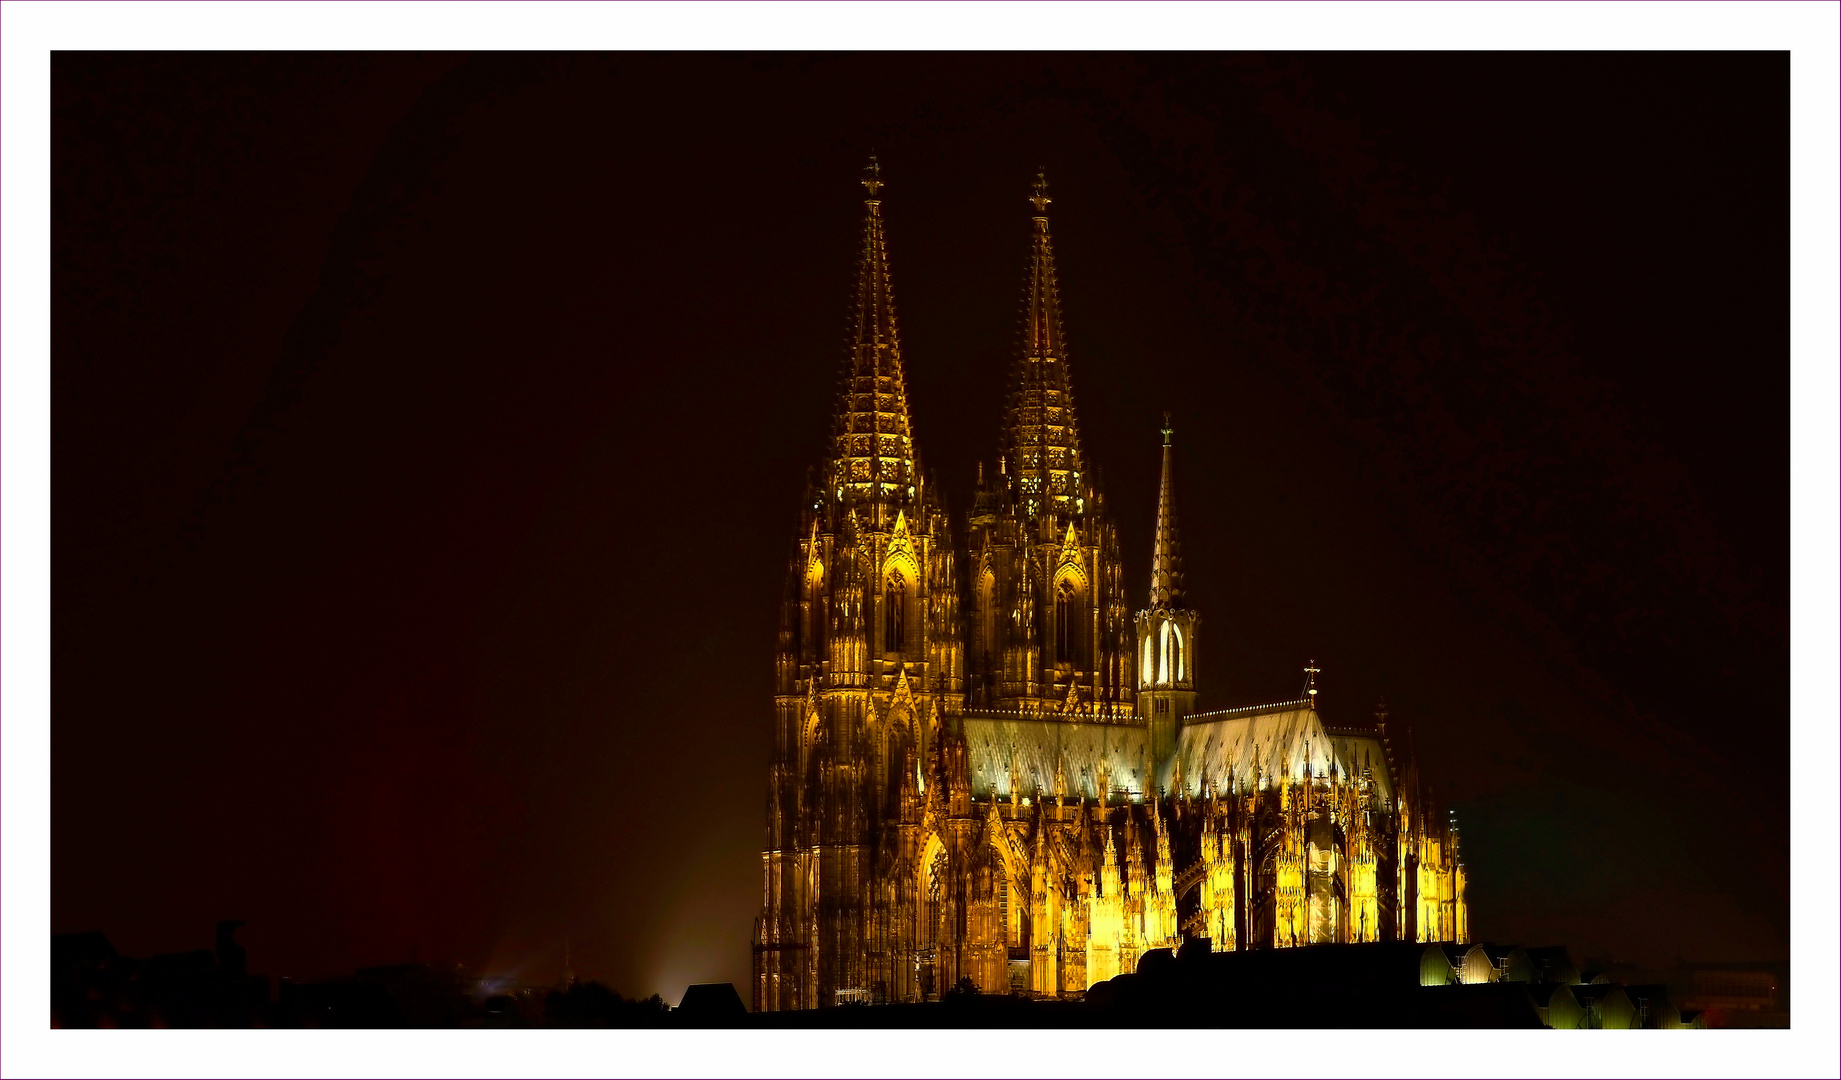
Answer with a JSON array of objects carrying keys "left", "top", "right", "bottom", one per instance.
[{"left": 925, "top": 849, "right": 948, "bottom": 946}]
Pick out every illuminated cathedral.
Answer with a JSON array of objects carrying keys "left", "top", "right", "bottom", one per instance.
[{"left": 753, "top": 162, "right": 1468, "bottom": 1012}]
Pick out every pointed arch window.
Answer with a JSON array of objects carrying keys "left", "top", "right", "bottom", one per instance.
[
  {"left": 925, "top": 848, "right": 948, "bottom": 947},
  {"left": 885, "top": 570, "right": 907, "bottom": 653},
  {"left": 978, "top": 571, "right": 997, "bottom": 661},
  {"left": 1054, "top": 579, "right": 1076, "bottom": 663},
  {"left": 804, "top": 561, "right": 825, "bottom": 658}
]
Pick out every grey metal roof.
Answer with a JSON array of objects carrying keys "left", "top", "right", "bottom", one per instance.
[
  {"left": 1165, "top": 703, "right": 1325, "bottom": 797},
  {"left": 960, "top": 701, "right": 1399, "bottom": 804},
  {"left": 961, "top": 714, "right": 1149, "bottom": 801}
]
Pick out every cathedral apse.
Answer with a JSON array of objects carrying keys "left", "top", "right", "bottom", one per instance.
[{"left": 752, "top": 162, "right": 1467, "bottom": 1012}]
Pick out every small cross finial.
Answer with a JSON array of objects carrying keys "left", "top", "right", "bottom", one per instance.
[
  {"left": 1029, "top": 169, "right": 1051, "bottom": 215},
  {"left": 862, "top": 155, "right": 884, "bottom": 199},
  {"left": 1161, "top": 411, "right": 1173, "bottom": 446},
  {"left": 1304, "top": 659, "right": 1321, "bottom": 704}
]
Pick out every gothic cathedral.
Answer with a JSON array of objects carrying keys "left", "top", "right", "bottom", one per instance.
[{"left": 753, "top": 163, "right": 1467, "bottom": 1012}]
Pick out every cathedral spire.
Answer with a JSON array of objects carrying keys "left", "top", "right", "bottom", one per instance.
[
  {"left": 1137, "top": 410, "right": 1196, "bottom": 760},
  {"left": 1003, "top": 169, "right": 1088, "bottom": 522},
  {"left": 831, "top": 156, "right": 918, "bottom": 512},
  {"left": 1149, "top": 412, "right": 1184, "bottom": 609}
]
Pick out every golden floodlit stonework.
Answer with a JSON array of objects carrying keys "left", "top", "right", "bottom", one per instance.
[{"left": 753, "top": 163, "right": 1467, "bottom": 1012}]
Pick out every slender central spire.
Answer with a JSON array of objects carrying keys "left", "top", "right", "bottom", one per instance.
[
  {"left": 831, "top": 156, "right": 917, "bottom": 510},
  {"left": 1149, "top": 412, "right": 1184, "bottom": 608},
  {"left": 1003, "top": 169, "right": 1087, "bottom": 521}
]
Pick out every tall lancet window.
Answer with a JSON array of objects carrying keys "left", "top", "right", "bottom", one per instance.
[
  {"left": 1055, "top": 580, "right": 1075, "bottom": 663},
  {"left": 804, "top": 562, "right": 824, "bottom": 658},
  {"left": 1158, "top": 621, "right": 1183, "bottom": 683},
  {"left": 885, "top": 571, "right": 906, "bottom": 653},
  {"left": 978, "top": 571, "right": 997, "bottom": 661},
  {"left": 925, "top": 848, "right": 948, "bottom": 946}
]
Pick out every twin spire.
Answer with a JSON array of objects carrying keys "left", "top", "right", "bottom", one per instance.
[
  {"left": 1004, "top": 170, "right": 1088, "bottom": 522},
  {"left": 826, "top": 163, "right": 1131, "bottom": 545},
  {"left": 831, "top": 156, "right": 918, "bottom": 510},
  {"left": 824, "top": 159, "right": 1190, "bottom": 666}
]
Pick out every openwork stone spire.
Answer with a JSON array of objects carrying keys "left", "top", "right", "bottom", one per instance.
[
  {"left": 831, "top": 156, "right": 917, "bottom": 509},
  {"left": 1149, "top": 413, "right": 1184, "bottom": 609},
  {"left": 1003, "top": 170, "right": 1088, "bottom": 521}
]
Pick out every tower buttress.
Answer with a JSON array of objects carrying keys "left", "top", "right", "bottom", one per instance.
[{"left": 759, "top": 158, "right": 965, "bottom": 1012}]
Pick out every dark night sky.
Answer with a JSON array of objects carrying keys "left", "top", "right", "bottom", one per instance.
[{"left": 53, "top": 53, "right": 1787, "bottom": 998}]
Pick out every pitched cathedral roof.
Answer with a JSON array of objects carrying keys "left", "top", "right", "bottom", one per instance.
[
  {"left": 1160, "top": 703, "right": 1397, "bottom": 805},
  {"left": 959, "top": 700, "right": 1397, "bottom": 806},
  {"left": 961, "top": 712, "right": 1148, "bottom": 802}
]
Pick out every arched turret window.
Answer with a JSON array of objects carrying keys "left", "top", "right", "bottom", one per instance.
[
  {"left": 1153, "top": 619, "right": 1186, "bottom": 685},
  {"left": 885, "top": 571, "right": 906, "bottom": 653}
]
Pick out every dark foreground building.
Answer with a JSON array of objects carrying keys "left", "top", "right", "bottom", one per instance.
[
  {"left": 53, "top": 922, "right": 1715, "bottom": 1029},
  {"left": 742, "top": 940, "right": 1708, "bottom": 1029}
]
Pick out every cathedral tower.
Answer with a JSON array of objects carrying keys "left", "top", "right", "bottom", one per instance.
[
  {"left": 756, "top": 160, "right": 965, "bottom": 1013},
  {"left": 966, "top": 172, "right": 1132, "bottom": 717},
  {"left": 1135, "top": 415, "right": 1199, "bottom": 760}
]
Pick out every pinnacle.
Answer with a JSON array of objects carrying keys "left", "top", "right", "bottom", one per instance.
[{"left": 1149, "top": 415, "right": 1184, "bottom": 608}]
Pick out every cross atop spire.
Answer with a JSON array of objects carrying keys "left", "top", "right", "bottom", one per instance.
[
  {"left": 829, "top": 160, "right": 917, "bottom": 512},
  {"left": 1029, "top": 169, "right": 1051, "bottom": 216},
  {"left": 862, "top": 155, "right": 884, "bottom": 200},
  {"left": 1304, "top": 660, "right": 1321, "bottom": 707}
]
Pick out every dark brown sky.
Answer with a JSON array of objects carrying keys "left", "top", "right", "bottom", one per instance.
[{"left": 53, "top": 53, "right": 1787, "bottom": 997}]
